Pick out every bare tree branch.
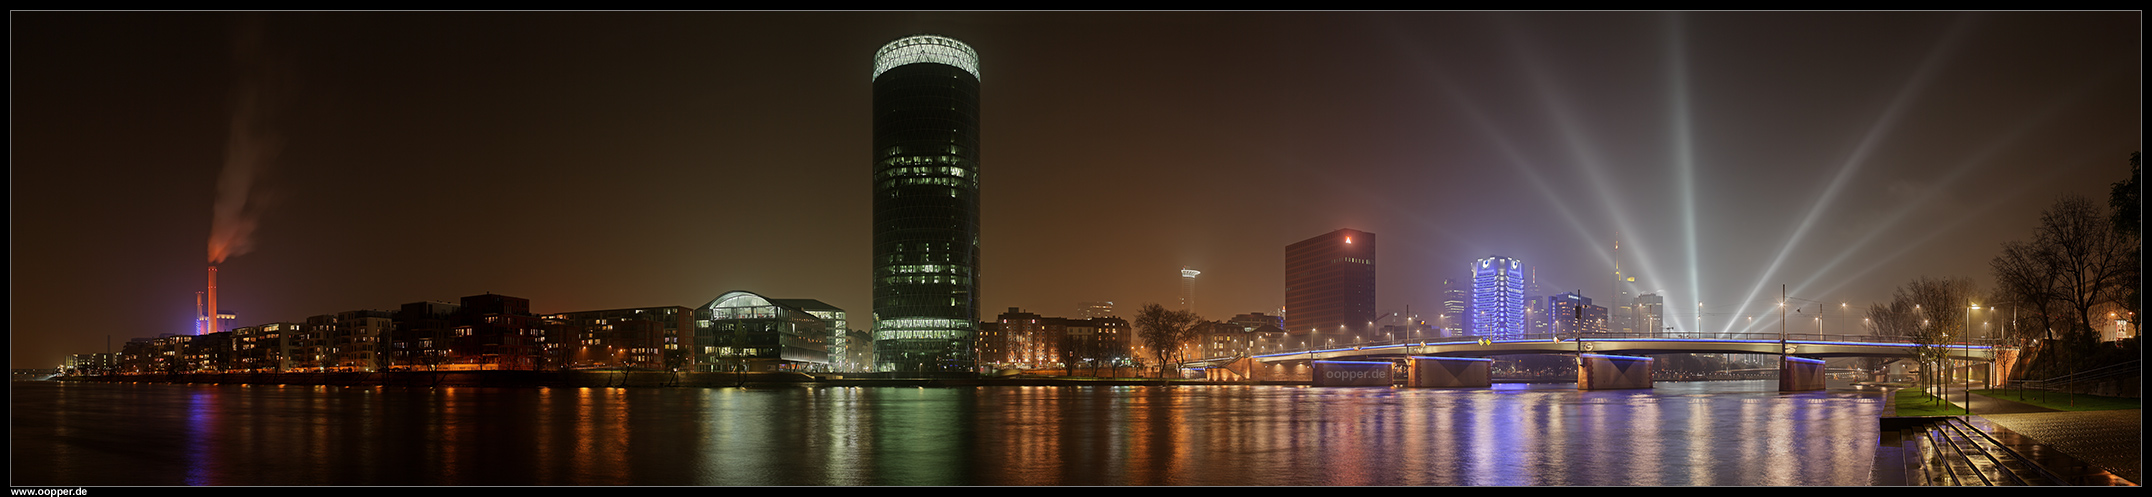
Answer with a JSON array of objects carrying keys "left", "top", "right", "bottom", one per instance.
[{"left": 1133, "top": 303, "right": 1201, "bottom": 379}]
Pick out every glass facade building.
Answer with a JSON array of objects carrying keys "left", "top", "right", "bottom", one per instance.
[
  {"left": 1472, "top": 256, "right": 1526, "bottom": 340},
  {"left": 872, "top": 35, "right": 982, "bottom": 373},
  {"left": 769, "top": 299, "right": 855, "bottom": 372},
  {"left": 697, "top": 291, "right": 831, "bottom": 372}
]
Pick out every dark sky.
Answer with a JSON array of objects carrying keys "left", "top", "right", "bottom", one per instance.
[{"left": 13, "top": 12, "right": 2140, "bottom": 366}]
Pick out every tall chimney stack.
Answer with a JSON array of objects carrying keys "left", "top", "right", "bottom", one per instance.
[
  {"left": 196, "top": 291, "right": 207, "bottom": 335},
  {"left": 207, "top": 266, "right": 220, "bottom": 335}
]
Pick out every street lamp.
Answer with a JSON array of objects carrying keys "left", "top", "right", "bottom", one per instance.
[
  {"left": 1841, "top": 302, "right": 1849, "bottom": 338},
  {"left": 1964, "top": 302, "right": 1980, "bottom": 416}
]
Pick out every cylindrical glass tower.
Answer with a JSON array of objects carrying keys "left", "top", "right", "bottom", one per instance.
[{"left": 871, "top": 35, "right": 981, "bottom": 373}]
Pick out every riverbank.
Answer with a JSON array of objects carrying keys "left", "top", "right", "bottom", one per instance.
[
  {"left": 1880, "top": 385, "right": 2139, "bottom": 486},
  {"left": 1948, "top": 389, "right": 2141, "bottom": 485}
]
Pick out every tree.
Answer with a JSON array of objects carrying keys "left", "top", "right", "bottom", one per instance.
[
  {"left": 2108, "top": 152, "right": 2140, "bottom": 331},
  {"left": 2034, "top": 195, "right": 2136, "bottom": 340},
  {"left": 1050, "top": 325, "right": 1078, "bottom": 377},
  {"left": 1132, "top": 303, "right": 1201, "bottom": 379},
  {"left": 1872, "top": 276, "right": 1976, "bottom": 400},
  {"left": 1991, "top": 239, "right": 2065, "bottom": 344},
  {"left": 2111, "top": 152, "right": 2140, "bottom": 239},
  {"left": 1991, "top": 157, "right": 2140, "bottom": 380}
]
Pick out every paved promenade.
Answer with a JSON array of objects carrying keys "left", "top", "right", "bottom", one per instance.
[{"left": 1943, "top": 389, "right": 2141, "bottom": 486}]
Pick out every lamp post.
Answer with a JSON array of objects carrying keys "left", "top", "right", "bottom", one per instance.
[
  {"left": 1841, "top": 302, "right": 1849, "bottom": 339},
  {"left": 1964, "top": 302, "right": 1979, "bottom": 416}
]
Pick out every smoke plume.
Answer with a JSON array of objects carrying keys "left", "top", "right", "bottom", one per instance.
[{"left": 207, "top": 16, "right": 290, "bottom": 264}]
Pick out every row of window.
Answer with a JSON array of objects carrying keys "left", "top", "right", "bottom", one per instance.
[
  {"left": 876, "top": 162, "right": 972, "bottom": 178},
  {"left": 883, "top": 264, "right": 970, "bottom": 276},
  {"left": 879, "top": 276, "right": 974, "bottom": 287},
  {"left": 878, "top": 176, "right": 974, "bottom": 190}
]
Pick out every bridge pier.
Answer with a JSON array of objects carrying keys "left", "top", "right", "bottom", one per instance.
[
  {"left": 1577, "top": 354, "right": 1653, "bottom": 390},
  {"left": 1239, "top": 358, "right": 1313, "bottom": 382},
  {"left": 1407, "top": 356, "right": 1491, "bottom": 388},
  {"left": 1778, "top": 356, "right": 1826, "bottom": 391},
  {"left": 1311, "top": 360, "right": 1393, "bottom": 387}
]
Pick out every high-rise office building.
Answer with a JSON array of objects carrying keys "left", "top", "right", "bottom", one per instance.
[
  {"left": 1637, "top": 292, "right": 1666, "bottom": 335},
  {"left": 1285, "top": 229, "right": 1376, "bottom": 344},
  {"left": 1613, "top": 292, "right": 1636, "bottom": 334},
  {"left": 1440, "top": 278, "right": 1468, "bottom": 336},
  {"left": 871, "top": 35, "right": 982, "bottom": 373},
  {"left": 1077, "top": 301, "right": 1115, "bottom": 319},
  {"left": 1472, "top": 256, "right": 1525, "bottom": 340},
  {"left": 1547, "top": 291, "right": 1608, "bottom": 336}
]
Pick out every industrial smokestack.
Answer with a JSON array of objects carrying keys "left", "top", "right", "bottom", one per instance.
[
  {"left": 196, "top": 291, "right": 207, "bottom": 335},
  {"left": 207, "top": 266, "right": 220, "bottom": 335}
]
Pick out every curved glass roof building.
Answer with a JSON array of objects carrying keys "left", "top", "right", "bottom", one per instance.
[
  {"left": 871, "top": 35, "right": 981, "bottom": 373},
  {"left": 697, "top": 291, "right": 831, "bottom": 371}
]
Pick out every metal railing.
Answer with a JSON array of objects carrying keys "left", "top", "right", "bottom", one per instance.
[{"left": 2010, "top": 360, "right": 2139, "bottom": 393}]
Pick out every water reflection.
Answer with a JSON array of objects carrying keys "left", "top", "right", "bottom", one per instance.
[
  {"left": 13, "top": 380, "right": 1883, "bottom": 486},
  {"left": 184, "top": 386, "right": 212, "bottom": 485}
]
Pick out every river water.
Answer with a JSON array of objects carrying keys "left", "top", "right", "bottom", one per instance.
[{"left": 10, "top": 380, "right": 1885, "bottom": 486}]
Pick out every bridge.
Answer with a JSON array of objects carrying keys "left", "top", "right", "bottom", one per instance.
[{"left": 1189, "top": 332, "right": 2009, "bottom": 391}]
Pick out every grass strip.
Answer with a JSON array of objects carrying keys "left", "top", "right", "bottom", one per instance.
[{"left": 1894, "top": 387, "right": 1968, "bottom": 416}]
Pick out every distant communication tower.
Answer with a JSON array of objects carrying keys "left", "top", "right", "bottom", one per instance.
[{"left": 1180, "top": 268, "right": 1201, "bottom": 311}]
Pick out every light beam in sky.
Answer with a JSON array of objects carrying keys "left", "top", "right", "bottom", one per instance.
[
  {"left": 1722, "top": 14, "right": 1975, "bottom": 332},
  {"left": 1666, "top": 13, "right": 1704, "bottom": 333}
]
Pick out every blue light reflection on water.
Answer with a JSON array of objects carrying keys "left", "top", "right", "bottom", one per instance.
[
  {"left": 184, "top": 386, "right": 211, "bottom": 486},
  {"left": 12, "top": 380, "right": 1884, "bottom": 486}
]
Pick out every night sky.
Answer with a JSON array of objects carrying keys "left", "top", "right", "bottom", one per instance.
[{"left": 12, "top": 12, "right": 2140, "bottom": 367}]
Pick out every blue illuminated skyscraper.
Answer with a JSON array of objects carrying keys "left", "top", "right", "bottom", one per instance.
[{"left": 1472, "top": 256, "right": 1525, "bottom": 340}]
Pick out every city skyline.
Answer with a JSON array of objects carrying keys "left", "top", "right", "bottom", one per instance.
[{"left": 13, "top": 12, "right": 2140, "bottom": 367}]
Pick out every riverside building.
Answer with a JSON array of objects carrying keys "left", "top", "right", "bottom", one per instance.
[
  {"left": 871, "top": 35, "right": 983, "bottom": 373},
  {"left": 1285, "top": 229, "right": 1377, "bottom": 346}
]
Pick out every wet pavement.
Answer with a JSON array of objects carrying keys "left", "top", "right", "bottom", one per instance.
[{"left": 1940, "top": 388, "right": 2141, "bottom": 486}]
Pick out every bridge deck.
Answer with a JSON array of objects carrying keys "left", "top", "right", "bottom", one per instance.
[{"left": 1236, "top": 335, "right": 1998, "bottom": 365}]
